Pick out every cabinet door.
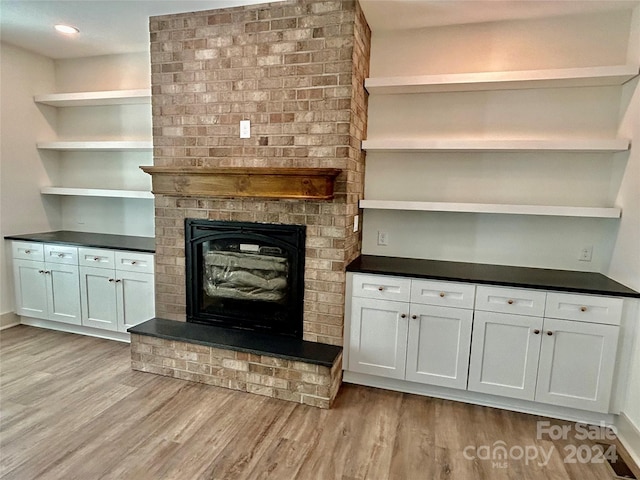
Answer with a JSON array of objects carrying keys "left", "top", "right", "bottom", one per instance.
[
  {"left": 80, "top": 266, "right": 118, "bottom": 331},
  {"left": 349, "top": 297, "right": 408, "bottom": 379},
  {"left": 13, "top": 259, "right": 48, "bottom": 320},
  {"left": 468, "top": 311, "right": 543, "bottom": 400},
  {"left": 535, "top": 318, "right": 619, "bottom": 413},
  {"left": 116, "top": 271, "right": 155, "bottom": 332},
  {"left": 405, "top": 304, "right": 473, "bottom": 390},
  {"left": 46, "top": 264, "right": 81, "bottom": 325}
]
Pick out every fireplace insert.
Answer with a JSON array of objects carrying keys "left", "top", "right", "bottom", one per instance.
[{"left": 185, "top": 219, "right": 306, "bottom": 338}]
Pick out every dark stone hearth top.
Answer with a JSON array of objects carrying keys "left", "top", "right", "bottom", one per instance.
[
  {"left": 128, "top": 318, "right": 342, "bottom": 368},
  {"left": 346, "top": 255, "right": 640, "bottom": 298},
  {"left": 4, "top": 231, "right": 155, "bottom": 253}
]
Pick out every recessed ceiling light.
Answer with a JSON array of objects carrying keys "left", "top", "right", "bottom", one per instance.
[{"left": 54, "top": 24, "right": 79, "bottom": 35}]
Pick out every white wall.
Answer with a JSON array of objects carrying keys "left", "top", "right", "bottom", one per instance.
[
  {"left": 362, "top": 8, "right": 634, "bottom": 271},
  {"left": 0, "top": 43, "right": 60, "bottom": 321},
  {"left": 608, "top": 4, "right": 640, "bottom": 463}
]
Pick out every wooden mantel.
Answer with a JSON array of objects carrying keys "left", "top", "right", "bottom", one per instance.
[{"left": 140, "top": 166, "right": 342, "bottom": 200}]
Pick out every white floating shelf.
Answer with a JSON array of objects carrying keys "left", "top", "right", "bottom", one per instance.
[
  {"left": 365, "top": 64, "right": 640, "bottom": 94},
  {"left": 359, "top": 200, "right": 621, "bottom": 219},
  {"left": 34, "top": 89, "right": 151, "bottom": 107},
  {"left": 362, "top": 138, "right": 631, "bottom": 153},
  {"left": 41, "top": 187, "right": 154, "bottom": 199},
  {"left": 37, "top": 141, "right": 153, "bottom": 151}
]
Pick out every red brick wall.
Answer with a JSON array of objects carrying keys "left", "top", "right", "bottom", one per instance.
[{"left": 149, "top": 0, "right": 370, "bottom": 346}]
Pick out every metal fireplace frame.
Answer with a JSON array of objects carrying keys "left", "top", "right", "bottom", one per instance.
[{"left": 185, "top": 218, "right": 306, "bottom": 338}]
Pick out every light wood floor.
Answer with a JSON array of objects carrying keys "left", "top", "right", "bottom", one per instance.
[{"left": 0, "top": 325, "right": 633, "bottom": 480}]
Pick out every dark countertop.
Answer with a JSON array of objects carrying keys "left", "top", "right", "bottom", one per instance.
[
  {"left": 128, "top": 318, "right": 342, "bottom": 368},
  {"left": 4, "top": 230, "right": 155, "bottom": 253},
  {"left": 347, "top": 255, "right": 640, "bottom": 298}
]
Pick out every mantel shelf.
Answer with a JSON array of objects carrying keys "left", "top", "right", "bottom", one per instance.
[
  {"left": 362, "top": 138, "right": 631, "bottom": 153},
  {"left": 37, "top": 141, "right": 153, "bottom": 151},
  {"left": 359, "top": 200, "right": 621, "bottom": 219},
  {"left": 41, "top": 187, "right": 154, "bottom": 199},
  {"left": 34, "top": 89, "right": 151, "bottom": 107},
  {"left": 365, "top": 64, "right": 640, "bottom": 94},
  {"left": 140, "top": 166, "right": 342, "bottom": 200}
]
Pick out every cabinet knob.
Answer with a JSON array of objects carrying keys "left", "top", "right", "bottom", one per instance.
[
  {"left": 580, "top": 306, "right": 587, "bottom": 312},
  {"left": 108, "top": 278, "right": 115, "bottom": 283},
  {"left": 439, "top": 292, "right": 445, "bottom": 298},
  {"left": 115, "top": 279, "right": 122, "bottom": 283},
  {"left": 546, "top": 331, "right": 553, "bottom": 336},
  {"left": 38, "top": 270, "right": 45, "bottom": 274},
  {"left": 378, "top": 286, "right": 384, "bottom": 291},
  {"left": 533, "top": 329, "right": 540, "bottom": 335},
  {"left": 400, "top": 313, "right": 406, "bottom": 318},
  {"left": 411, "top": 315, "right": 418, "bottom": 320},
  {"left": 45, "top": 270, "right": 50, "bottom": 275},
  {"left": 507, "top": 299, "right": 514, "bottom": 305}
]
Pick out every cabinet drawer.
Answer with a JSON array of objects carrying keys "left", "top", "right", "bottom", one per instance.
[
  {"left": 476, "top": 286, "right": 546, "bottom": 317},
  {"left": 12, "top": 241, "right": 44, "bottom": 261},
  {"left": 44, "top": 244, "right": 78, "bottom": 265},
  {"left": 115, "top": 251, "right": 154, "bottom": 274},
  {"left": 352, "top": 274, "right": 411, "bottom": 302},
  {"left": 410, "top": 279, "right": 475, "bottom": 309},
  {"left": 79, "top": 248, "right": 115, "bottom": 268},
  {"left": 545, "top": 292, "right": 623, "bottom": 326}
]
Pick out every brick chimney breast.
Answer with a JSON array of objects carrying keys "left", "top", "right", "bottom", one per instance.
[{"left": 149, "top": 0, "right": 371, "bottom": 346}]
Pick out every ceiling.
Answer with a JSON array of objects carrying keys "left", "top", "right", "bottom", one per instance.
[{"left": 0, "top": 0, "right": 638, "bottom": 59}]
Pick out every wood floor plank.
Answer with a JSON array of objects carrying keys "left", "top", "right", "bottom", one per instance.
[{"left": 0, "top": 326, "right": 629, "bottom": 480}]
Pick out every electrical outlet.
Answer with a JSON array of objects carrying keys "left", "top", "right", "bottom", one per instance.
[
  {"left": 377, "top": 231, "right": 388, "bottom": 246},
  {"left": 579, "top": 245, "right": 593, "bottom": 262}
]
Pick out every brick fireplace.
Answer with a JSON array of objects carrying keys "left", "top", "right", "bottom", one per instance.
[{"left": 129, "top": 0, "right": 371, "bottom": 408}]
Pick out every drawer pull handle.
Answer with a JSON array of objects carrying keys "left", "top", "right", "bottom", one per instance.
[
  {"left": 378, "top": 286, "right": 384, "bottom": 291},
  {"left": 108, "top": 278, "right": 115, "bottom": 283},
  {"left": 580, "top": 306, "right": 587, "bottom": 312},
  {"left": 411, "top": 315, "right": 418, "bottom": 320},
  {"left": 94, "top": 257, "right": 100, "bottom": 261},
  {"left": 547, "top": 331, "right": 553, "bottom": 336},
  {"left": 25, "top": 250, "right": 31, "bottom": 254},
  {"left": 507, "top": 299, "right": 514, "bottom": 305},
  {"left": 439, "top": 292, "right": 445, "bottom": 298},
  {"left": 533, "top": 329, "right": 540, "bottom": 335},
  {"left": 400, "top": 314, "right": 406, "bottom": 318},
  {"left": 131, "top": 261, "right": 137, "bottom": 265},
  {"left": 38, "top": 270, "right": 45, "bottom": 274},
  {"left": 58, "top": 253, "right": 64, "bottom": 258},
  {"left": 115, "top": 279, "right": 122, "bottom": 283}
]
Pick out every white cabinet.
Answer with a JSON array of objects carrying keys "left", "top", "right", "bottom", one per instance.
[
  {"left": 79, "top": 248, "right": 154, "bottom": 333},
  {"left": 467, "top": 286, "right": 621, "bottom": 413},
  {"left": 348, "top": 274, "right": 473, "bottom": 389},
  {"left": 11, "top": 242, "right": 81, "bottom": 325},
  {"left": 349, "top": 297, "right": 408, "bottom": 379},
  {"left": 346, "top": 273, "right": 625, "bottom": 414},
  {"left": 468, "top": 311, "right": 543, "bottom": 400}
]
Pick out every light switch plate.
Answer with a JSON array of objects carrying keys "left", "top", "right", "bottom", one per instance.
[{"left": 240, "top": 120, "right": 250, "bottom": 138}]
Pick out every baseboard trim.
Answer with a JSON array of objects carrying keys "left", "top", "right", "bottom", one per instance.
[
  {"left": 0, "top": 312, "right": 20, "bottom": 330},
  {"left": 20, "top": 317, "right": 131, "bottom": 343},
  {"left": 616, "top": 412, "right": 640, "bottom": 474},
  {"left": 343, "top": 370, "right": 615, "bottom": 426}
]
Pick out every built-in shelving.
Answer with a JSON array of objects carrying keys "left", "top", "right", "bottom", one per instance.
[
  {"left": 359, "top": 200, "right": 621, "bottom": 219},
  {"left": 34, "top": 89, "right": 151, "bottom": 107},
  {"left": 41, "top": 187, "right": 154, "bottom": 199},
  {"left": 365, "top": 64, "right": 640, "bottom": 94},
  {"left": 37, "top": 141, "right": 153, "bottom": 151},
  {"left": 361, "top": 138, "right": 631, "bottom": 153}
]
